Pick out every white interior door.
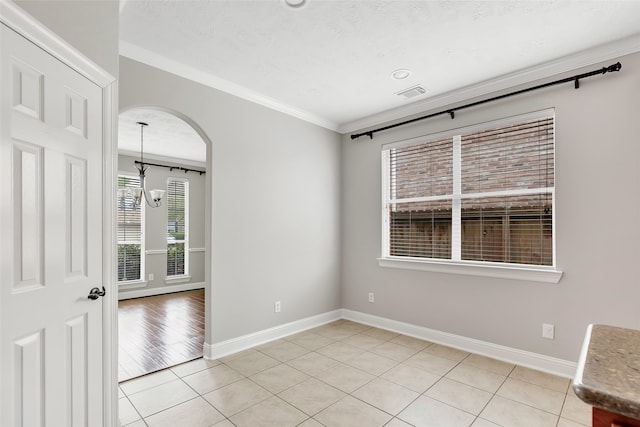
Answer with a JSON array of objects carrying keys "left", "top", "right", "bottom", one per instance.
[{"left": 1, "top": 24, "right": 104, "bottom": 426}]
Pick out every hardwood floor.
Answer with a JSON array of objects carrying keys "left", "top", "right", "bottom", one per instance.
[{"left": 118, "top": 289, "right": 205, "bottom": 382}]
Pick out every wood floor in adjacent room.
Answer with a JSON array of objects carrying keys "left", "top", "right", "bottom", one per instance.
[{"left": 118, "top": 289, "right": 205, "bottom": 383}]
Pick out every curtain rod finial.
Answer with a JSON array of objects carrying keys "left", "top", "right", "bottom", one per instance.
[{"left": 603, "top": 62, "right": 622, "bottom": 74}]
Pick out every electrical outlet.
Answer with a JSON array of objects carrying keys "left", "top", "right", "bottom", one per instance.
[
  {"left": 148, "top": 273, "right": 154, "bottom": 281},
  {"left": 274, "top": 301, "right": 281, "bottom": 313},
  {"left": 368, "top": 292, "right": 374, "bottom": 303},
  {"left": 542, "top": 323, "right": 555, "bottom": 339}
]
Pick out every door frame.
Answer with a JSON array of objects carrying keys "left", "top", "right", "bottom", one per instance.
[{"left": 0, "top": 3, "right": 118, "bottom": 426}]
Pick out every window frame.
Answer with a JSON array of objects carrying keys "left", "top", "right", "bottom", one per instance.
[
  {"left": 379, "top": 109, "right": 562, "bottom": 283},
  {"left": 116, "top": 173, "right": 146, "bottom": 286},
  {"left": 166, "top": 177, "right": 189, "bottom": 280}
]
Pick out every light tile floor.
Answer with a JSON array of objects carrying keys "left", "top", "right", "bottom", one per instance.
[{"left": 119, "top": 320, "right": 592, "bottom": 427}]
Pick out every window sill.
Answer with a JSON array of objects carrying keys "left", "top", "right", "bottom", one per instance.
[
  {"left": 165, "top": 275, "right": 191, "bottom": 285},
  {"left": 146, "top": 249, "right": 167, "bottom": 255},
  {"left": 377, "top": 257, "right": 562, "bottom": 284},
  {"left": 118, "top": 280, "right": 148, "bottom": 290}
]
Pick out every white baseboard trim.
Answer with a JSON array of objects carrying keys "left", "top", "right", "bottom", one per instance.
[
  {"left": 203, "top": 310, "right": 342, "bottom": 360},
  {"left": 201, "top": 307, "right": 576, "bottom": 378},
  {"left": 341, "top": 309, "right": 577, "bottom": 379},
  {"left": 117, "top": 281, "right": 205, "bottom": 300}
]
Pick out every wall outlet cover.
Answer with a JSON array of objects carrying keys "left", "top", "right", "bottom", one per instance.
[{"left": 542, "top": 323, "right": 555, "bottom": 339}]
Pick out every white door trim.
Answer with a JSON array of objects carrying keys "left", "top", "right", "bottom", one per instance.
[
  {"left": 0, "top": 1, "right": 114, "bottom": 87},
  {"left": 102, "top": 81, "right": 119, "bottom": 427},
  {"left": 0, "top": 2, "right": 117, "bottom": 426}
]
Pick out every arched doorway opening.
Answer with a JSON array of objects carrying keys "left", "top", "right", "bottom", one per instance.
[{"left": 116, "top": 107, "right": 212, "bottom": 382}]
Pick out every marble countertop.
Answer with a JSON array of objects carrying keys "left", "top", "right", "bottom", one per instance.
[{"left": 573, "top": 324, "right": 640, "bottom": 420}]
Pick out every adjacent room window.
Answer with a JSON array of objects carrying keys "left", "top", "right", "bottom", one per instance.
[
  {"left": 167, "top": 178, "right": 189, "bottom": 277},
  {"left": 382, "top": 109, "right": 555, "bottom": 268},
  {"left": 117, "top": 175, "right": 144, "bottom": 282}
]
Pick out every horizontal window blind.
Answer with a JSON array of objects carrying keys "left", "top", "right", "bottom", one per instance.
[
  {"left": 117, "top": 175, "right": 143, "bottom": 281},
  {"left": 461, "top": 118, "right": 554, "bottom": 196},
  {"left": 117, "top": 244, "right": 142, "bottom": 281},
  {"left": 383, "top": 111, "right": 555, "bottom": 267},
  {"left": 167, "top": 178, "right": 188, "bottom": 277},
  {"left": 167, "top": 243, "right": 185, "bottom": 277},
  {"left": 390, "top": 137, "right": 453, "bottom": 201}
]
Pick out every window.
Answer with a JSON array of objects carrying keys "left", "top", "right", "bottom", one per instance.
[
  {"left": 117, "top": 175, "right": 144, "bottom": 282},
  {"left": 167, "top": 178, "right": 188, "bottom": 277},
  {"left": 382, "top": 110, "right": 555, "bottom": 271}
]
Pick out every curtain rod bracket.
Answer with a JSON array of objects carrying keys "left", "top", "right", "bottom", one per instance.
[
  {"left": 574, "top": 78, "right": 580, "bottom": 89},
  {"left": 448, "top": 111, "right": 455, "bottom": 119}
]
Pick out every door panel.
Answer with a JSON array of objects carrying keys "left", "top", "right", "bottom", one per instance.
[
  {"left": 66, "top": 313, "right": 89, "bottom": 426},
  {"left": 1, "top": 24, "right": 103, "bottom": 426},
  {"left": 13, "top": 329, "right": 44, "bottom": 427},
  {"left": 12, "top": 141, "right": 44, "bottom": 292},
  {"left": 11, "top": 58, "right": 44, "bottom": 120},
  {"left": 65, "top": 155, "right": 88, "bottom": 280}
]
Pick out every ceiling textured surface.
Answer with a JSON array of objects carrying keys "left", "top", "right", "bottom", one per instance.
[
  {"left": 119, "top": 108, "right": 206, "bottom": 164},
  {"left": 119, "top": 0, "right": 640, "bottom": 134}
]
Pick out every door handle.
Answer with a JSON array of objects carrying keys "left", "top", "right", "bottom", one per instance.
[{"left": 87, "top": 286, "right": 106, "bottom": 300}]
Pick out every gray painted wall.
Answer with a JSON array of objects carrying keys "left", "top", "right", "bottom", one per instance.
[
  {"left": 342, "top": 53, "right": 640, "bottom": 363},
  {"left": 17, "top": 0, "right": 639, "bottom": 365},
  {"left": 117, "top": 154, "right": 206, "bottom": 297},
  {"left": 15, "top": 0, "right": 119, "bottom": 78},
  {"left": 119, "top": 57, "right": 343, "bottom": 344}
]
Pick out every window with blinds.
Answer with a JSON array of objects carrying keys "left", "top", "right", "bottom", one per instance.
[
  {"left": 117, "top": 175, "right": 144, "bottom": 282},
  {"left": 382, "top": 110, "right": 555, "bottom": 268},
  {"left": 167, "top": 178, "right": 189, "bottom": 277}
]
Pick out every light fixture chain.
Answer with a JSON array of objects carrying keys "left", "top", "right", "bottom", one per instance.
[{"left": 134, "top": 121, "right": 163, "bottom": 208}]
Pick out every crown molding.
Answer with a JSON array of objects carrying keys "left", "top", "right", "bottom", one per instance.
[
  {"left": 339, "top": 33, "right": 640, "bottom": 134},
  {"left": 1, "top": 0, "right": 115, "bottom": 88},
  {"left": 120, "top": 32, "right": 640, "bottom": 136},
  {"left": 119, "top": 40, "right": 340, "bottom": 132}
]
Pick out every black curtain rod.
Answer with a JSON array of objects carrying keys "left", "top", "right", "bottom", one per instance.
[
  {"left": 134, "top": 160, "right": 206, "bottom": 175},
  {"left": 350, "top": 62, "right": 622, "bottom": 140}
]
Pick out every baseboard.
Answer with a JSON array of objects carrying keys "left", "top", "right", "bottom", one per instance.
[
  {"left": 117, "top": 282, "right": 205, "bottom": 300},
  {"left": 341, "top": 309, "right": 577, "bottom": 379},
  {"left": 203, "top": 310, "right": 342, "bottom": 360},
  {"left": 202, "top": 307, "right": 576, "bottom": 378}
]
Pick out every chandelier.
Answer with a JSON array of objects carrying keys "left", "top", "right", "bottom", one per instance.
[{"left": 131, "top": 121, "right": 165, "bottom": 208}]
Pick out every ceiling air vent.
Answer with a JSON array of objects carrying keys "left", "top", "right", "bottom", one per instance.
[{"left": 395, "top": 85, "right": 426, "bottom": 99}]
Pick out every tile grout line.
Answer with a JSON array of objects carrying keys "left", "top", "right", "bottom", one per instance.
[
  {"left": 123, "top": 321, "right": 583, "bottom": 427},
  {"left": 469, "top": 361, "right": 516, "bottom": 427}
]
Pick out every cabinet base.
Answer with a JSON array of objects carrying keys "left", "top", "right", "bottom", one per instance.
[{"left": 593, "top": 407, "right": 640, "bottom": 427}]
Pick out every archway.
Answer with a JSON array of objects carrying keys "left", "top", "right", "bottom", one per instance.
[{"left": 116, "top": 107, "right": 213, "bottom": 381}]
